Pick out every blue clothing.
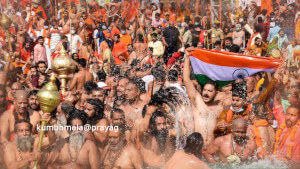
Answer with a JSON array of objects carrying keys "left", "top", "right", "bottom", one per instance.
[{"left": 267, "top": 26, "right": 281, "bottom": 42}]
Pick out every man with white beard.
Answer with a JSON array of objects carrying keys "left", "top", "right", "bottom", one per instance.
[
  {"left": 45, "top": 109, "right": 100, "bottom": 169},
  {"left": 53, "top": 102, "right": 70, "bottom": 140},
  {"left": 3, "top": 120, "right": 43, "bottom": 169}
]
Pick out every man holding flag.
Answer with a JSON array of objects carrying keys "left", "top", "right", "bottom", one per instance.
[{"left": 184, "top": 47, "right": 282, "bottom": 148}]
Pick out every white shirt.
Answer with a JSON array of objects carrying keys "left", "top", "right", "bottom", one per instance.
[
  {"left": 142, "top": 75, "right": 154, "bottom": 92},
  {"left": 148, "top": 41, "right": 164, "bottom": 56},
  {"left": 67, "top": 34, "right": 83, "bottom": 54}
]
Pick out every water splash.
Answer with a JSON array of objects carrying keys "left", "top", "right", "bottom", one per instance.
[
  {"left": 163, "top": 87, "right": 194, "bottom": 149},
  {"left": 209, "top": 159, "right": 289, "bottom": 169}
]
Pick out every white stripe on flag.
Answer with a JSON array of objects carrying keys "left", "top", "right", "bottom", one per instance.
[{"left": 190, "top": 56, "right": 276, "bottom": 81}]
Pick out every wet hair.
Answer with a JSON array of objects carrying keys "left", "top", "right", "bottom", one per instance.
[
  {"left": 184, "top": 132, "right": 204, "bottom": 158},
  {"left": 78, "top": 58, "right": 87, "bottom": 68},
  {"left": 61, "top": 102, "right": 74, "bottom": 115},
  {"left": 149, "top": 109, "right": 165, "bottom": 132},
  {"left": 110, "top": 65, "right": 120, "bottom": 76},
  {"left": 168, "top": 69, "right": 178, "bottom": 82},
  {"left": 148, "top": 47, "right": 153, "bottom": 52},
  {"left": 67, "top": 108, "right": 88, "bottom": 126},
  {"left": 128, "top": 77, "right": 146, "bottom": 93},
  {"left": 130, "top": 59, "right": 141, "bottom": 68},
  {"left": 115, "top": 34, "right": 120, "bottom": 39},
  {"left": 110, "top": 108, "right": 125, "bottom": 119},
  {"left": 225, "top": 37, "right": 233, "bottom": 42},
  {"left": 86, "top": 98, "right": 104, "bottom": 124},
  {"left": 96, "top": 70, "right": 107, "bottom": 81},
  {"left": 151, "top": 66, "right": 166, "bottom": 81},
  {"left": 84, "top": 81, "right": 98, "bottom": 95},
  {"left": 204, "top": 80, "right": 218, "bottom": 91},
  {"left": 28, "top": 90, "right": 38, "bottom": 97},
  {"left": 251, "top": 103, "right": 268, "bottom": 120},
  {"left": 14, "top": 119, "right": 33, "bottom": 133}
]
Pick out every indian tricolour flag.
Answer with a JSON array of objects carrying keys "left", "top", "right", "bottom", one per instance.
[{"left": 189, "top": 49, "right": 282, "bottom": 87}]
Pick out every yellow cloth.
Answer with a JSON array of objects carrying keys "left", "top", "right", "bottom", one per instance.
[{"left": 256, "top": 78, "right": 264, "bottom": 91}]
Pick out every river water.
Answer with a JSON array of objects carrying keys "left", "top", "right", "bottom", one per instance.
[{"left": 209, "top": 159, "right": 289, "bottom": 169}]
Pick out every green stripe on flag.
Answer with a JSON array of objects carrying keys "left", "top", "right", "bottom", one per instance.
[{"left": 195, "top": 74, "right": 232, "bottom": 87}]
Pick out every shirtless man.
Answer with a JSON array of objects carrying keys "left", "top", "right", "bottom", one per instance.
[
  {"left": 59, "top": 10, "right": 71, "bottom": 35},
  {"left": 3, "top": 120, "right": 43, "bottom": 169},
  {"left": 45, "top": 109, "right": 100, "bottom": 169},
  {"left": 16, "top": 25, "right": 27, "bottom": 48},
  {"left": 139, "top": 107, "right": 174, "bottom": 168},
  {"left": 183, "top": 52, "right": 223, "bottom": 147},
  {"left": 127, "top": 44, "right": 137, "bottom": 65},
  {"left": 133, "top": 34, "right": 147, "bottom": 60},
  {"left": 70, "top": 58, "right": 93, "bottom": 91},
  {"left": 0, "top": 90, "right": 41, "bottom": 143},
  {"left": 69, "top": 5, "right": 80, "bottom": 27},
  {"left": 101, "top": 125, "right": 143, "bottom": 169},
  {"left": 119, "top": 78, "right": 148, "bottom": 127},
  {"left": 8, "top": 82, "right": 23, "bottom": 100},
  {"left": 232, "top": 23, "right": 245, "bottom": 50},
  {"left": 249, "top": 103, "right": 275, "bottom": 159},
  {"left": 165, "top": 132, "right": 211, "bottom": 169},
  {"left": 245, "top": 76, "right": 260, "bottom": 102},
  {"left": 205, "top": 118, "right": 256, "bottom": 164}
]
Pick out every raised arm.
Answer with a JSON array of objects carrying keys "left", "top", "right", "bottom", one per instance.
[{"left": 183, "top": 50, "right": 199, "bottom": 102}]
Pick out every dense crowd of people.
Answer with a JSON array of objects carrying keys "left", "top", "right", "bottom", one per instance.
[{"left": 0, "top": 0, "right": 299, "bottom": 169}]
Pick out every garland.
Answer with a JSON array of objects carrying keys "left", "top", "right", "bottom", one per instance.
[
  {"left": 274, "top": 120, "right": 300, "bottom": 160},
  {"left": 250, "top": 119, "right": 269, "bottom": 157}
]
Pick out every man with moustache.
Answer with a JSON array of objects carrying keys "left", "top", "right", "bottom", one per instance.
[
  {"left": 165, "top": 132, "right": 211, "bottom": 169},
  {"left": 3, "top": 120, "right": 43, "bottom": 169},
  {"left": 183, "top": 52, "right": 223, "bottom": 147},
  {"left": 119, "top": 77, "right": 148, "bottom": 130},
  {"left": 53, "top": 102, "right": 70, "bottom": 140},
  {"left": 0, "top": 90, "right": 41, "bottom": 143},
  {"left": 139, "top": 107, "right": 174, "bottom": 168},
  {"left": 101, "top": 125, "right": 143, "bottom": 169},
  {"left": 205, "top": 118, "right": 256, "bottom": 164},
  {"left": 28, "top": 90, "right": 40, "bottom": 111},
  {"left": 45, "top": 109, "right": 100, "bottom": 169}
]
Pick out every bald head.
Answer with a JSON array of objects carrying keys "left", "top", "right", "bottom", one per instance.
[
  {"left": 14, "top": 90, "right": 28, "bottom": 114},
  {"left": 11, "top": 82, "right": 23, "bottom": 97},
  {"left": 232, "top": 118, "right": 247, "bottom": 129},
  {"left": 15, "top": 90, "right": 28, "bottom": 99}
]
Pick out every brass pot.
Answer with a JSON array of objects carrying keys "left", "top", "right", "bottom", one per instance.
[
  {"left": 37, "top": 74, "right": 61, "bottom": 113},
  {"left": 0, "top": 13, "right": 12, "bottom": 30},
  {"left": 52, "top": 46, "right": 76, "bottom": 94}
]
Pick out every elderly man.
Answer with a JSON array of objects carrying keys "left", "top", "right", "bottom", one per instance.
[
  {"left": 205, "top": 118, "right": 256, "bottom": 164},
  {"left": 3, "top": 120, "right": 42, "bottom": 169},
  {"left": 0, "top": 90, "right": 41, "bottom": 143},
  {"left": 45, "top": 109, "right": 100, "bottom": 169},
  {"left": 101, "top": 125, "right": 143, "bottom": 168}
]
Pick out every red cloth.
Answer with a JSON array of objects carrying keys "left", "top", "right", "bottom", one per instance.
[{"left": 167, "top": 52, "right": 181, "bottom": 67}]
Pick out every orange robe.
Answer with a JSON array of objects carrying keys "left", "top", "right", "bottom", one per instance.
[
  {"left": 112, "top": 42, "right": 128, "bottom": 65},
  {"left": 120, "top": 34, "right": 132, "bottom": 46}
]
